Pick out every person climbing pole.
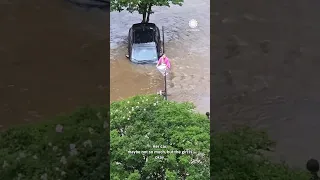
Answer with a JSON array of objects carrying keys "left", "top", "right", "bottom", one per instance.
[
  {"left": 156, "top": 54, "right": 171, "bottom": 76},
  {"left": 156, "top": 54, "right": 171, "bottom": 100}
]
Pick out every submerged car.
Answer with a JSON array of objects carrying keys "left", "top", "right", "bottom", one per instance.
[{"left": 126, "top": 23, "right": 164, "bottom": 64}]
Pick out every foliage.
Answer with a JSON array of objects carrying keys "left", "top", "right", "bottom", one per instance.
[
  {"left": 211, "top": 127, "right": 311, "bottom": 180},
  {"left": 0, "top": 94, "right": 312, "bottom": 180},
  {"left": 0, "top": 107, "right": 108, "bottom": 180},
  {"left": 110, "top": 0, "right": 184, "bottom": 22},
  {"left": 110, "top": 94, "right": 210, "bottom": 179}
]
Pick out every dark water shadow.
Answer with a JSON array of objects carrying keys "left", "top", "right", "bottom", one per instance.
[
  {"left": 65, "top": 0, "right": 109, "bottom": 10},
  {"left": 0, "top": 0, "right": 109, "bottom": 129}
]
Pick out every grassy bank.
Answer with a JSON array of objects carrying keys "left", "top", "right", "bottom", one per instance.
[{"left": 0, "top": 95, "right": 312, "bottom": 179}]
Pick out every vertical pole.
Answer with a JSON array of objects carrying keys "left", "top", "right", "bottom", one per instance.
[
  {"left": 164, "top": 72, "right": 167, "bottom": 100},
  {"left": 162, "top": 26, "right": 165, "bottom": 54}
]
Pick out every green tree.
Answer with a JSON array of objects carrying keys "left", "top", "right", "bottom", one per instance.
[
  {"left": 110, "top": 95, "right": 210, "bottom": 179},
  {"left": 0, "top": 94, "right": 312, "bottom": 179},
  {"left": 110, "top": 0, "right": 184, "bottom": 23},
  {"left": 0, "top": 107, "right": 108, "bottom": 179},
  {"left": 211, "top": 127, "right": 311, "bottom": 180}
]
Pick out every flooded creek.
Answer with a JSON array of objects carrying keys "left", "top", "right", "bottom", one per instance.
[{"left": 110, "top": 0, "right": 210, "bottom": 113}]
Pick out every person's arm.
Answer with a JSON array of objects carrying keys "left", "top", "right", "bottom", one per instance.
[
  {"left": 166, "top": 58, "right": 171, "bottom": 69},
  {"left": 156, "top": 58, "right": 161, "bottom": 67}
]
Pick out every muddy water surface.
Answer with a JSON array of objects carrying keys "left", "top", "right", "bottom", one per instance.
[
  {"left": 0, "top": 1, "right": 109, "bottom": 128},
  {"left": 110, "top": 0, "right": 210, "bottom": 113},
  {"left": 213, "top": 0, "right": 320, "bottom": 168}
]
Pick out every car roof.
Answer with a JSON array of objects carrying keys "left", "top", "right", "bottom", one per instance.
[
  {"left": 131, "top": 23, "right": 159, "bottom": 44},
  {"left": 131, "top": 23, "right": 158, "bottom": 30}
]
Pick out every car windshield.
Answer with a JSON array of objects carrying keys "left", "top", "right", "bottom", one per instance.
[{"left": 131, "top": 42, "right": 158, "bottom": 63}]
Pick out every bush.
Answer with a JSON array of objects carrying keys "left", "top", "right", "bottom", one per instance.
[
  {"left": 211, "top": 127, "right": 311, "bottom": 180},
  {"left": 0, "top": 94, "right": 311, "bottom": 180},
  {"left": 110, "top": 95, "right": 210, "bottom": 179},
  {"left": 0, "top": 107, "right": 108, "bottom": 180}
]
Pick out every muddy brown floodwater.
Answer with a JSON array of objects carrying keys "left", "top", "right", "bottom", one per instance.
[
  {"left": 0, "top": 1, "right": 109, "bottom": 128},
  {"left": 110, "top": 0, "right": 210, "bottom": 113},
  {"left": 212, "top": 0, "right": 320, "bottom": 168}
]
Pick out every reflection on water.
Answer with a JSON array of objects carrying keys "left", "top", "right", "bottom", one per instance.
[
  {"left": 0, "top": 1, "right": 109, "bottom": 128},
  {"left": 110, "top": 0, "right": 210, "bottom": 113}
]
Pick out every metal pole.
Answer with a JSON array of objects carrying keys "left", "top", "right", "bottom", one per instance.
[
  {"left": 162, "top": 26, "right": 165, "bottom": 54},
  {"left": 164, "top": 72, "right": 167, "bottom": 100}
]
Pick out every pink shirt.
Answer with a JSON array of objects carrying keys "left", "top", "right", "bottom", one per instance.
[{"left": 158, "top": 57, "right": 171, "bottom": 69}]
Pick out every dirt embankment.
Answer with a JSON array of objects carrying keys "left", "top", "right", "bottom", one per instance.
[{"left": 211, "top": 0, "right": 320, "bottom": 168}]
